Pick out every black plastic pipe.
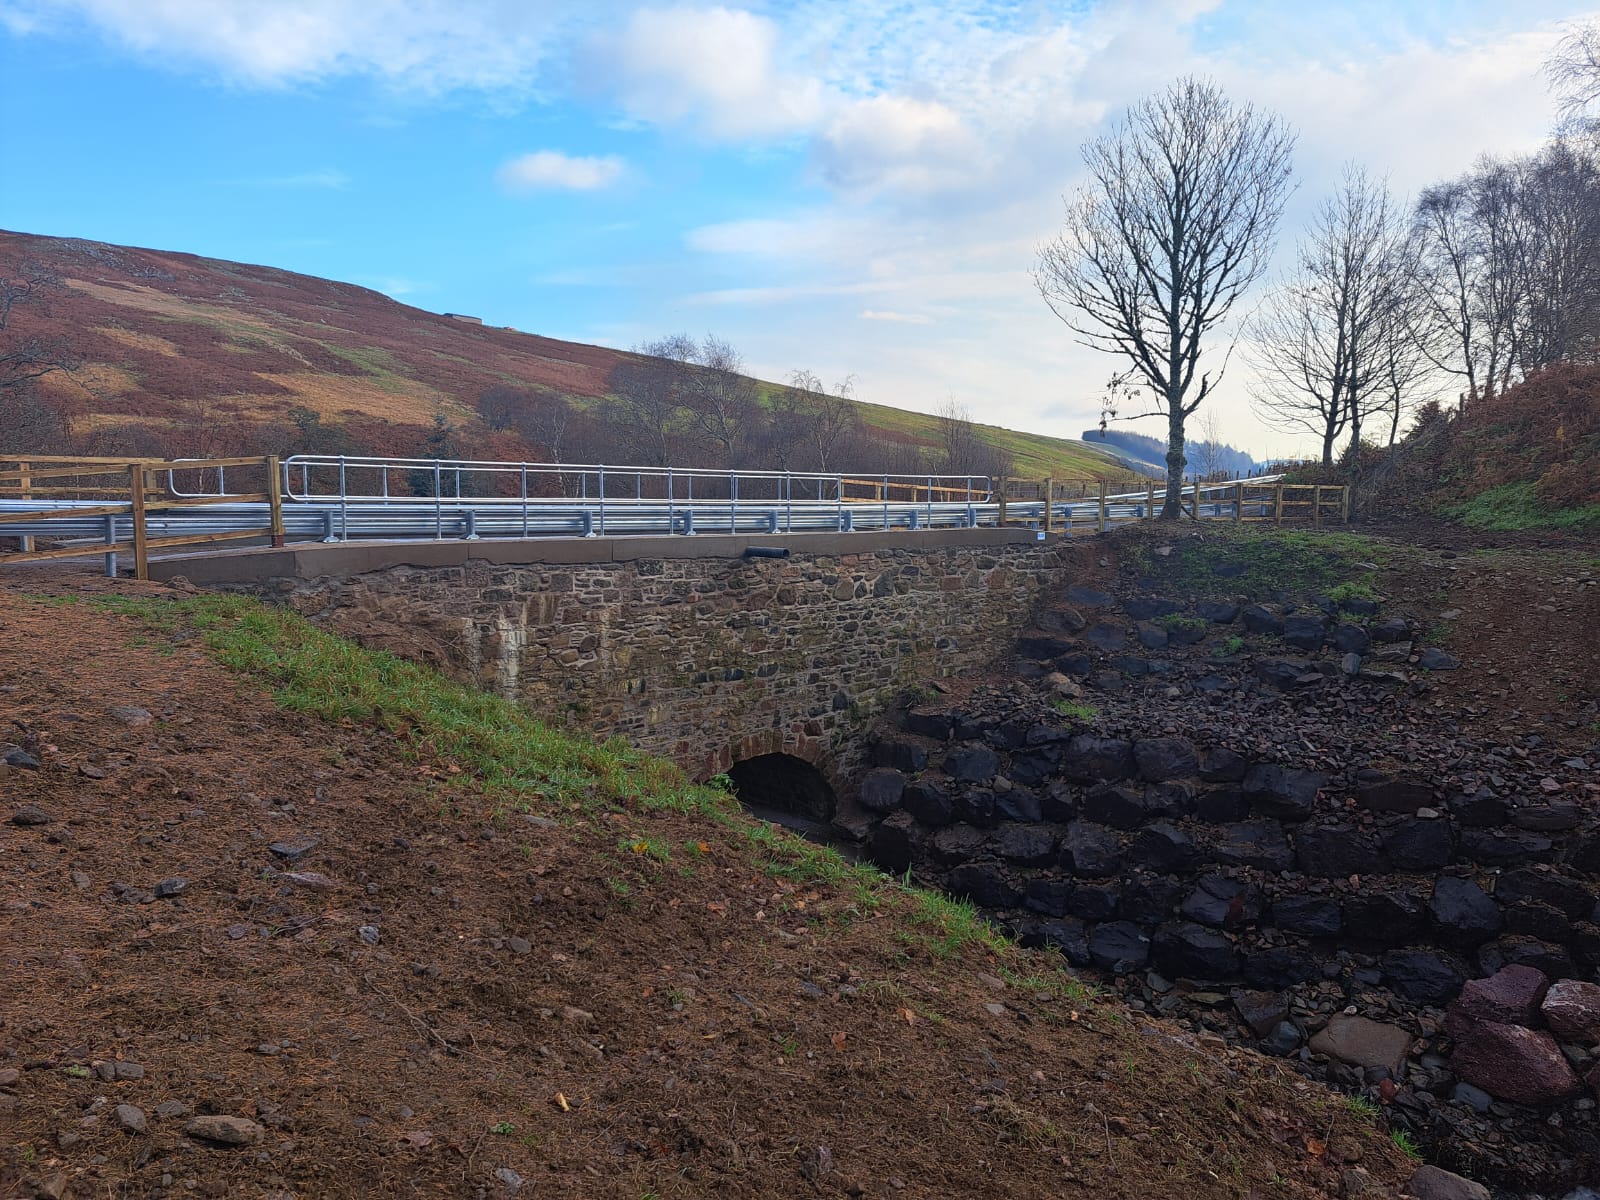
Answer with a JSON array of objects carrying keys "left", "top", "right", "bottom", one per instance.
[{"left": 742, "top": 546, "right": 790, "bottom": 559}]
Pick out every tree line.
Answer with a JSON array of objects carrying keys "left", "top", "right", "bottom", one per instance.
[{"left": 1034, "top": 21, "right": 1600, "bottom": 516}]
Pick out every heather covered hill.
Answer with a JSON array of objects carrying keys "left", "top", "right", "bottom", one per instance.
[{"left": 0, "top": 229, "right": 1136, "bottom": 480}]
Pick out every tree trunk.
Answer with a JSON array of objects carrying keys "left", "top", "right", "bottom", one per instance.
[{"left": 1162, "top": 405, "right": 1186, "bottom": 519}]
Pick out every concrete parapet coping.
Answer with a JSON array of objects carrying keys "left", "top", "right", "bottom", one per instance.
[{"left": 147, "top": 527, "right": 1048, "bottom": 585}]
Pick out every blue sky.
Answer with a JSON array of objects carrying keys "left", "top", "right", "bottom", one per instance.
[{"left": 1, "top": 0, "right": 1591, "bottom": 458}]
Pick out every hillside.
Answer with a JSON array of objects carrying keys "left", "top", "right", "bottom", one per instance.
[
  {"left": 0, "top": 578, "right": 1419, "bottom": 1200},
  {"left": 0, "top": 229, "right": 1135, "bottom": 481},
  {"left": 1378, "top": 365, "right": 1600, "bottom": 533}
]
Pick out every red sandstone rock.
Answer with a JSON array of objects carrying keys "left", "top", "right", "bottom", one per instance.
[
  {"left": 1443, "top": 965, "right": 1548, "bottom": 1039},
  {"left": 1540, "top": 979, "right": 1600, "bottom": 1045},
  {"left": 1450, "top": 1019, "right": 1582, "bottom": 1105}
]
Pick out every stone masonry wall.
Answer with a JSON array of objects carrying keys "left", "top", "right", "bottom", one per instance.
[{"left": 250, "top": 534, "right": 1070, "bottom": 783}]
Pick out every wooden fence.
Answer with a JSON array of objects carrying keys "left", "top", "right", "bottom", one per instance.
[
  {"left": 0, "top": 455, "right": 285, "bottom": 580},
  {"left": 992, "top": 477, "right": 1348, "bottom": 532}
]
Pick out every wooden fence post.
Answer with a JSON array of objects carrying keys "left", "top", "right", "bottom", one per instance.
[
  {"left": 1042, "top": 477, "right": 1054, "bottom": 534},
  {"left": 1340, "top": 485, "right": 1351, "bottom": 523},
  {"left": 1233, "top": 481, "right": 1243, "bottom": 523},
  {"left": 129, "top": 462, "right": 149, "bottom": 581},
  {"left": 1274, "top": 484, "right": 1284, "bottom": 526},
  {"left": 1096, "top": 480, "right": 1107, "bottom": 531},
  {"left": 1145, "top": 481, "right": 1154, "bottom": 520},
  {"left": 1314, "top": 485, "right": 1323, "bottom": 527},
  {"left": 266, "top": 455, "right": 285, "bottom": 546},
  {"left": 997, "top": 477, "right": 1008, "bottom": 528}
]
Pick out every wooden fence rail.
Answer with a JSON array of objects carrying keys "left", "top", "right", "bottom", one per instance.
[{"left": 0, "top": 455, "right": 284, "bottom": 580}]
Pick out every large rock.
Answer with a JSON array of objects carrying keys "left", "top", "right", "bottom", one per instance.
[
  {"left": 185, "top": 1115, "right": 266, "bottom": 1146},
  {"left": 902, "top": 780, "right": 955, "bottom": 826},
  {"left": 946, "top": 860, "right": 1021, "bottom": 910},
  {"left": 1308, "top": 1014, "right": 1413, "bottom": 1073},
  {"left": 1381, "top": 949, "right": 1468, "bottom": 1006},
  {"left": 1477, "top": 935, "right": 1573, "bottom": 980},
  {"left": 867, "top": 812, "right": 916, "bottom": 875},
  {"left": 1446, "top": 966, "right": 1542, "bottom": 1030},
  {"left": 1450, "top": 1020, "right": 1583, "bottom": 1105},
  {"left": 1540, "top": 978, "right": 1600, "bottom": 1044},
  {"left": 1060, "top": 735, "right": 1136, "bottom": 783},
  {"left": 1271, "top": 894, "right": 1342, "bottom": 938},
  {"left": 1429, "top": 876, "right": 1504, "bottom": 945},
  {"left": 1342, "top": 892, "right": 1427, "bottom": 948},
  {"left": 1129, "top": 821, "right": 1199, "bottom": 872},
  {"left": 857, "top": 768, "right": 906, "bottom": 813},
  {"left": 1294, "top": 825, "right": 1381, "bottom": 878},
  {"left": 1406, "top": 1165, "right": 1490, "bottom": 1200},
  {"left": 1080, "top": 784, "right": 1154, "bottom": 830},
  {"left": 1152, "top": 922, "right": 1240, "bottom": 982},
  {"left": 1243, "top": 764, "right": 1327, "bottom": 821},
  {"left": 929, "top": 824, "right": 987, "bottom": 865},
  {"left": 993, "top": 823, "right": 1058, "bottom": 867},
  {"left": 1382, "top": 817, "right": 1453, "bottom": 871},
  {"left": 1355, "top": 775, "right": 1435, "bottom": 814},
  {"left": 1180, "top": 876, "right": 1260, "bottom": 928},
  {"left": 1088, "top": 921, "right": 1151, "bottom": 973},
  {"left": 1210, "top": 822, "right": 1294, "bottom": 872},
  {"left": 1331, "top": 623, "right": 1371, "bottom": 655},
  {"left": 1133, "top": 737, "right": 1198, "bottom": 782},
  {"left": 1241, "top": 605, "right": 1284, "bottom": 636},
  {"left": 1460, "top": 828, "right": 1554, "bottom": 867},
  {"left": 944, "top": 745, "right": 999, "bottom": 784},
  {"left": 1084, "top": 623, "right": 1128, "bottom": 652},
  {"left": 1059, "top": 821, "right": 1122, "bottom": 878},
  {"left": 1281, "top": 614, "right": 1328, "bottom": 651}
]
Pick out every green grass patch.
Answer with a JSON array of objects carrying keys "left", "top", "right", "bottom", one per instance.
[
  {"left": 1446, "top": 482, "right": 1600, "bottom": 532},
  {"left": 1125, "top": 528, "right": 1387, "bottom": 598},
  {"left": 1326, "top": 580, "right": 1377, "bottom": 604},
  {"left": 1051, "top": 699, "right": 1098, "bottom": 721},
  {"left": 1155, "top": 613, "right": 1208, "bottom": 634}
]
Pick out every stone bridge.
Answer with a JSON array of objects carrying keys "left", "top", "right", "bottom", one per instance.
[{"left": 155, "top": 529, "right": 1071, "bottom": 787}]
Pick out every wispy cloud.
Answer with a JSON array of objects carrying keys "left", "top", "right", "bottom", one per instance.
[
  {"left": 860, "top": 309, "right": 932, "bottom": 324},
  {"left": 498, "top": 149, "right": 625, "bottom": 191},
  {"left": 235, "top": 168, "right": 349, "bottom": 190}
]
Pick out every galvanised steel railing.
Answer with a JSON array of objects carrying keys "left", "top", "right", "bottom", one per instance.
[{"left": 3, "top": 453, "right": 1324, "bottom": 577}]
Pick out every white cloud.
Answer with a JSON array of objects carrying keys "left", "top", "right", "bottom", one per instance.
[
  {"left": 240, "top": 168, "right": 349, "bottom": 189},
  {"left": 815, "top": 95, "right": 985, "bottom": 194},
  {"left": 498, "top": 150, "right": 626, "bottom": 191},
  {"left": 860, "top": 310, "right": 932, "bottom": 324},
  {"left": 0, "top": 0, "right": 595, "bottom": 90},
  {"left": 585, "top": 5, "right": 825, "bottom": 139}
]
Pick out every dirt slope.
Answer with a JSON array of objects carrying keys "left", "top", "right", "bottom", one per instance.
[{"left": 0, "top": 578, "right": 1413, "bottom": 1200}]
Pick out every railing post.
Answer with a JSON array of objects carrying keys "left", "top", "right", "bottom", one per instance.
[
  {"left": 266, "top": 455, "right": 285, "bottom": 547},
  {"left": 1042, "top": 477, "right": 1054, "bottom": 534},
  {"left": 103, "top": 513, "right": 118, "bottom": 578},
  {"left": 1145, "top": 481, "right": 1154, "bottom": 520},
  {"left": 997, "top": 477, "right": 1008, "bottom": 528},
  {"left": 1098, "top": 480, "right": 1108, "bottom": 531},
  {"left": 1341, "top": 485, "right": 1351, "bottom": 524},
  {"left": 17, "top": 460, "right": 32, "bottom": 553},
  {"left": 1233, "top": 481, "right": 1243, "bottom": 523},
  {"left": 129, "top": 462, "right": 149, "bottom": 581},
  {"left": 1314, "top": 484, "right": 1324, "bottom": 527},
  {"left": 1274, "top": 484, "right": 1284, "bottom": 526}
]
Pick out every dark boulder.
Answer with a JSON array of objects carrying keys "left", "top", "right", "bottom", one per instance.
[
  {"left": 902, "top": 780, "right": 956, "bottom": 827},
  {"left": 954, "top": 788, "right": 996, "bottom": 827},
  {"left": 1081, "top": 784, "right": 1153, "bottom": 831},
  {"left": 1241, "top": 605, "right": 1285, "bottom": 636},
  {"left": 1270, "top": 895, "right": 1342, "bottom": 938},
  {"left": 904, "top": 708, "right": 954, "bottom": 740},
  {"left": 1088, "top": 921, "right": 1152, "bottom": 973},
  {"left": 1194, "top": 788, "right": 1250, "bottom": 823},
  {"left": 1005, "top": 752, "right": 1055, "bottom": 790},
  {"left": 1118, "top": 876, "right": 1185, "bottom": 924},
  {"left": 1244, "top": 947, "right": 1322, "bottom": 989},
  {"left": 1198, "top": 600, "right": 1240, "bottom": 624},
  {"left": 1037, "top": 606, "right": 1087, "bottom": 635},
  {"left": 1133, "top": 737, "right": 1199, "bottom": 782},
  {"left": 1429, "top": 876, "right": 1504, "bottom": 946},
  {"left": 1504, "top": 900, "right": 1573, "bottom": 943},
  {"left": 1152, "top": 922, "right": 1241, "bottom": 982},
  {"left": 1130, "top": 821, "right": 1200, "bottom": 872},
  {"left": 1281, "top": 614, "right": 1328, "bottom": 652},
  {"left": 947, "top": 860, "right": 1021, "bottom": 910},
  {"left": 1030, "top": 918, "right": 1091, "bottom": 965},
  {"left": 1135, "top": 623, "right": 1170, "bottom": 650},
  {"left": 1233, "top": 989, "right": 1289, "bottom": 1038},
  {"left": 1496, "top": 869, "right": 1593, "bottom": 917},
  {"left": 1355, "top": 774, "right": 1436, "bottom": 814},
  {"left": 1342, "top": 892, "right": 1428, "bottom": 947},
  {"left": 1243, "top": 764, "right": 1326, "bottom": 821},
  {"left": 874, "top": 739, "right": 930, "bottom": 772},
  {"left": 1294, "top": 825, "right": 1381, "bottom": 878},
  {"left": 867, "top": 811, "right": 917, "bottom": 874},
  {"left": 1476, "top": 936, "right": 1574, "bottom": 980},
  {"left": 993, "top": 787, "right": 1044, "bottom": 824},
  {"left": 1056, "top": 652, "right": 1095, "bottom": 677},
  {"left": 929, "top": 824, "right": 987, "bottom": 865},
  {"left": 993, "top": 823, "right": 1058, "bottom": 867},
  {"left": 1024, "top": 878, "right": 1073, "bottom": 918},
  {"left": 1380, "top": 948, "right": 1468, "bottom": 1006},
  {"left": 1460, "top": 828, "right": 1554, "bottom": 867},
  {"left": 1370, "top": 617, "right": 1410, "bottom": 643},
  {"left": 1210, "top": 822, "right": 1294, "bottom": 872},
  {"left": 857, "top": 768, "right": 906, "bottom": 813},
  {"left": 1066, "top": 883, "right": 1121, "bottom": 922},
  {"left": 1198, "top": 746, "right": 1248, "bottom": 783},
  {"left": 1255, "top": 658, "right": 1322, "bottom": 690},
  {"left": 944, "top": 745, "right": 999, "bottom": 783},
  {"left": 1040, "top": 782, "right": 1077, "bottom": 823},
  {"left": 1066, "top": 585, "right": 1114, "bottom": 608},
  {"left": 1383, "top": 817, "right": 1454, "bottom": 871},
  {"left": 1060, "top": 735, "right": 1136, "bottom": 783},
  {"left": 1332, "top": 623, "right": 1371, "bottom": 655},
  {"left": 1059, "top": 821, "right": 1123, "bottom": 878},
  {"left": 1017, "top": 634, "right": 1076, "bottom": 661},
  {"left": 1085, "top": 623, "right": 1128, "bottom": 653},
  {"left": 1418, "top": 647, "right": 1461, "bottom": 671},
  {"left": 1180, "top": 876, "right": 1261, "bottom": 928},
  {"left": 1123, "top": 596, "right": 1182, "bottom": 621}
]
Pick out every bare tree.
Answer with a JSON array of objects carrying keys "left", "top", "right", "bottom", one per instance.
[
  {"left": 934, "top": 397, "right": 986, "bottom": 475},
  {"left": 1035, "top": 77, "right": 1295, "bottom": 517},
  {"left": 1251, "top": 167, "right": 1408, "bottom": 473},
  {"left": 681, "top": 335, "right": 759, "bottom": 468},
  {"left": 784, "top": 370, "right": 859, "bottom": 472},
  {"left": 603, "top": 335, "right": 696, "bottom": 467},
  {"left": 1548, "top": 20, "right": 1600, "bottom": 131},
  {"left": 1195, "top": 406, "right": 1225, "bottom": 479},
  {"left": 1, "top": 265, "right": 78, "bottom": 397}
]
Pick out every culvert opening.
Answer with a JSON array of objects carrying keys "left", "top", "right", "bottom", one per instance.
[{"left": 727, "top": 753, "right": 837, "bottom": 832}]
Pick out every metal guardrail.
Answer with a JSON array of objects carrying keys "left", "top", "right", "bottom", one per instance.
[{"left": 2, "top": 453, "right": 1342, "bottom": 576}]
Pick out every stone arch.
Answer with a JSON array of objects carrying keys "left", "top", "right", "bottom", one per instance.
[{"left": 726, "top": 753, "right": 838, "bottom": 826}]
